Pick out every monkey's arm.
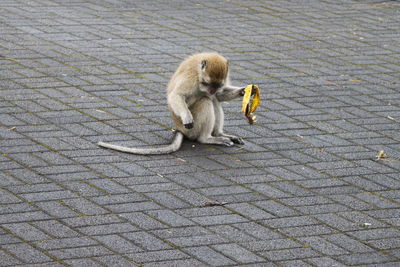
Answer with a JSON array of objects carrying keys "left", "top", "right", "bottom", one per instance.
[
  {"left": 216, "top": 85, "right": 245, "bottom": 102},
  {"left": 168, "top": 92, "right": 193, "bottom": 129}
]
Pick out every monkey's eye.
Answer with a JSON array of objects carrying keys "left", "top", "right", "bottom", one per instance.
[{"left": 201, "top": 82, "right": 209, "bottom": 86}]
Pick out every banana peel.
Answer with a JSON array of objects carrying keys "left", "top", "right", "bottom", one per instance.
[{"left": 242, "top": 84, "right": 260, "bottom": 124}]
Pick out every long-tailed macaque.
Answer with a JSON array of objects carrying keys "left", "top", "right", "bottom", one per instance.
[{"left": 98, "top": 52, "right": 246, "bottom": 154}]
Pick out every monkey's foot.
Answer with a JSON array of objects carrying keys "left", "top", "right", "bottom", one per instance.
[
  {"left": 199, "top": 136, "right": 234, "bottom": 147},
  {"left": 219, "top": 134, "right": 244, "bottom": 145},
  {"left": 230, "top": 136, "right": 245, "bottom": 145},
  {"left": 221, "top": 139, "right": 235, "bottom": 147}
]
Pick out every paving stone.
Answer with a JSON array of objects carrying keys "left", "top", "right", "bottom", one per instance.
[
  {"left": 280, "top": 259, "right": 314, "bottom": 267},
  {"left": 2, "top": 223, "right": 50, "bottom": 241},
  {"left": 212, "top": 243, "right": 265, "bottom": 264},
  {"left": 312, "top": 213, "right": 361, "bottom": 232},
  {"left": 298, "top": 236, "right": 349, "bottom": 256},
  {"left": 151, "top": 226, "right": 210, "bottom": 240},
  {"left": 33, "top": 220, "right": 80, "bottom": 238},
  {"left": 123, "top": 231, "right": 172, "bottom": 251},
  {"left": 337, "top": 210, "right": 390, "bottom": 229},
  {"left": 261, "top": 247, "right": 320, "bottom": 262},
  {"left": 0, "top": 233, "right": 21, "bottom": 246},
  {"left": 347, "top": 228, "right": 400, "bottom": 241},
  {"left": 63, "top": 258, "right": 103, "bottom": 267},
  {"left": 85, "top": 178, "right": 131, "bottom": 194},
  {"left": 2, "top": 243, "right": 52, "bottom": 264},
  {"left": 36, "top": 201, "right": 79, "bottom": 218},
  {"left": 191, "top": 214, "right": 248, "bottom": 226},
  {"left": 0, "top": 189, "right": 23, "bottom": 204},
  {"left": 94, "top": 234, "right": 142, "bottom": 254},
  {"left": 141, "top": 258, "right": 206, "bottom": 267},
  {"left": 226, "top": 203, "right": 275, "bottom": 220},
  {"left": 127, "top": 250, "right": 189, "bottom": 265},
  {"left": 61, "top": 181, "right": 104, "bottom": 197},
  {"left": 167, "top": 234, "right": 227, "bottom": 248},
  {"left": 235, "top": 222, "right": 284, "bottom": 240},
  {"left": 146, "top": 209, "right": 195, "bottom": 227},
  {"left": 263, "top": 216, "right": 318, "bottom": 229},
  {"left": 144, "top": 192, "right": 191, "bottom": 209},
  {"left": 247, "top": 183, "right": 290, "bottom": 199},
  {"left": 0, "top": 250, "right": 22, "bottom": 266},
  {"left": 208, "top": 224, "right": 257, "bottom": 243},
  {"left": 253, "top": 200, "right": 300, "bottom": 217},
  {"left": 120, "top": 212, "right": 167, "bottom": 230},
  {"left": 278, "top": 224, "right": 335, "bottom": 237},
  {"left": 61, "top": 198, "right": 108, "bottom": 216},
  {"left": 0, "top": 211, "right": 51, "bottom": 224},
  {"left": 363, "top": 237, "right": 399, "bottom": 251},
  {"left": 19, "top": 190, "right": 77, "bottom": 202},
  {"left": 33, "top": 237, "right": 97, "bottom": 250},
  {"left": 106, "top": 201, "right": 162, "bottom": 213},
  {"left": 306, "top": 257, "right": 347, "bottom": 267},
  {"left": 336, "top": 252, "right": 396, "bottom": 266},
  {"left": 49, "top": 246, "right": 114, "bottom": 260},
  {"left": 92, "top": 255, "right": 136, "bottom": 267},
  {"left": 78, "top": 222, "right": 138, "bottom": 236},
  {"left": 184, "top": 246, "right": 236, "bottom": 266}
]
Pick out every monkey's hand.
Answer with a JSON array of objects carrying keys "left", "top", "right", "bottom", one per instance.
[
  {"left": 184, "top": 122, "right": 193, "bottom": 129},
  {"left": 217, "top": 86, "right": 246, "bottom": 102},
  {"left": 240, "top": 87, "right": 246, "bottom": 96},
  {"left": 182, "top": 113, "right": 194, "bottom": 129}
]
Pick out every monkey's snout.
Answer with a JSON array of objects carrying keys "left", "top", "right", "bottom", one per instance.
[{"left": 184, "top": 122, "right": 194, "bottom": 129}]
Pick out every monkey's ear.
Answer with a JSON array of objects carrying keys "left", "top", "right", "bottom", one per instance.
[{"left": 201, "top": 60, "right": 207, "bottom": 70}]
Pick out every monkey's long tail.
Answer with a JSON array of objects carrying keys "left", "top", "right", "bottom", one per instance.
[{"left": 98, "top": 131, "right": 184, "bottom": 155}]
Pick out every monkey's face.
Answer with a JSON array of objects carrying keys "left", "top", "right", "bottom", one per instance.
[
  {"left": 199, "top": 58, "right": 228, "bottom": 95},
  {"left": 200, "top": 80, "right": 224, "bottom": 95}
]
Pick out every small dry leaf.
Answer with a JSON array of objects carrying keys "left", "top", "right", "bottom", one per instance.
[
  {"left": 202, "top": 200, "right": 227, "bottom": 207},
  {"left": 177, "top": 158, "right": 186, "bottom": 162},
  {"left": 376, "top": 150, "right": 388, "bottom": 160},
  {"left": 387, "top": 116, "right": 395, "bottom": 121},
  {"left": 8, "top": 126, "right": 17, "bottom": 131}
]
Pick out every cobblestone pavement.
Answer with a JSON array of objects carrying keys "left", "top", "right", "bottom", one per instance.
[{"left": 1, "top": 0, "right": 400, "bottom": 266}]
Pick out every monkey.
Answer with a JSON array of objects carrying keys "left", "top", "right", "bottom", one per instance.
[{"left": 98, "top": 52, "right": 247, "bottom": 154}]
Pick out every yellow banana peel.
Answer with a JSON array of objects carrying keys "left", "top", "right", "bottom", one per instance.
[{"left": 242, "top": 84, "right": 260, "bottom": 124}]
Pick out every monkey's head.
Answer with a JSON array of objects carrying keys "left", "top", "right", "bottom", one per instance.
[{"left": 198, "top": 54, "right": 229, "bottom": 95}]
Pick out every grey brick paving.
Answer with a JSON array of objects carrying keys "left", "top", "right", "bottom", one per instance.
[{"left": 1, "top": 0, "right": 400, "bottom": 266}]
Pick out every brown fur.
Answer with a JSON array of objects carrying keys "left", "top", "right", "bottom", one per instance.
[{"left": 203, "top": 53, "right": 228, "bottom": 83}]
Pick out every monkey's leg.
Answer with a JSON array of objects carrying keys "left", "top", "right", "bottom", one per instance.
[
  {"left": 212, "top": 99, "right": 244, "bottom": 145},
  {"left": 191, "top": 98, "right": 234, "bottom": 146}
]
